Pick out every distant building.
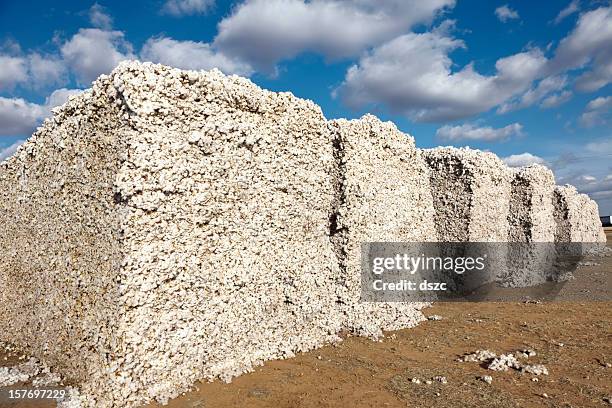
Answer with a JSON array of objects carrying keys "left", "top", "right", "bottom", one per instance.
[{"left": 601, "top": 215, "right": 612, "bottom": 227}]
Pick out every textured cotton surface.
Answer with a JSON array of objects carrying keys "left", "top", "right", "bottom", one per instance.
[
  {"left": 0, "top": 62, "right": 429, "bottom": 407},
  {"left": 110, "top": 61, "right": 346, "bottom": 406},
  {"left": 422, "top": 147, "right": 512, "bottom": 242},
  {"left": 508, "top": 165, "right": 556, "bottom": 243},
  {"left": 0, "top": 62, "right": 346, "bottom": 407},
  {"left": 422, "top": 147, "right": 512, "bottom": 288},
  {"left": 503, "top": 165, "right": 556, "bottom": 286},
  {"left": 553, "top": 185, "right": 606, "bottom": 243},
  {"left": 328, "top": 116, "right": 437, "bottom": 337},
  {"left": 0, "top": 82, "right": 125, "bottom": 394}
]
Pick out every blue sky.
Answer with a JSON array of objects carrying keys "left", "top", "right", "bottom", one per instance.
[{"left": 1, "top": 0, "right": 611, "bottom": 213}]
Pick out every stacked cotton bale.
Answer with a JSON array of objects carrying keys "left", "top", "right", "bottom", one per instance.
[
  {"left": 110, "top": 62, "right": 349, "bottom": 406},
  {"left": 0, "top": 61, "right": 347, "bottom": 407},
  {"left": 422, "top": 147, "right": 512, "bottom": 289},
  {"left": 328, "top": 115, "right": 437, "bottom": 337},
  {"left": 422, "top": 147, "right": 512, "bottom": 242},
  {"left": 507, "top": 165, "right": 556, "bottom": 242},
  {"left": 503, "top": 165, "right": 557, "bottom": 286},
  {"left": 553, "top": 185, "right": 606, "bottom": 244}
]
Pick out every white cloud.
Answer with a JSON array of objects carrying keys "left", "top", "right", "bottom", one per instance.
[
  {"left": 436, "top": 122, "right": 523, "bottom": 142},
  {"left": 549, "top": 6, "right": 612, "bottom": 92},
  {"left": 89, "top": 3, "right": 113, "bottom": 29},
  {"left": 0, "top": 97, "right": 45, "bottom": 135},
  {"left": 140, "top": 37, "right": 253, "bottom": 76},
  {"left": 585, "top": 138, "right": 612, "bottom": 154},
  {"left": 214, "top": 0, "right": 455, "bottom": 71},
  {"left": 1, "top": 38, "right": 22, "bottom": 54},
  {"left": 580, "top": 96, "right": 612, "bottom": 127},
  {"left": 497, "top": 75, "right": 570, "bottom": 113},
  {"left": 61, "top": 28, "right": 135, "bottom": 85},
  {"left": 495, "top": 5, "right": 520, "bottom": 22},
  {"left": 540, "top": 90, "right": 572, "bottom": 108},
  {"left": 553, "top": 0, "right": 580, "bottom": 25},
  {"left": 27, "top": 53, "right": 66, "bottom": 88},
  {"left": 336, "top": 27, "right": 547, "bottom": 122},
  {"left": 0, "top": 88, "right": 82, "bottom": 137},
  {"left": 0, "top": 140, "right": 25, "bottom": 162},
  {"left": 336, "top": 5, "right": 610, "bottom": 122},
  {"left": 0, "top": 47, "right": 66, "bottom": 91},
  {"left": 0, "top": 55, "right": 28, "bottom": 90},
  {"left": 162, "top": 0, "right": 215, "bottom": 16},
  {"left": 502, "top": 152, "right": 547, "bottom": 168}
]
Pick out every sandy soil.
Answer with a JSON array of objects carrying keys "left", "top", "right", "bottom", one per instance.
[{"left": 1, "top": 232, "right": 611, "bottom": 407}]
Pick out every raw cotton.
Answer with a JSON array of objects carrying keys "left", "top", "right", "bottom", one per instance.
[
  {"left": 0, "top": 79, "right": 125, "bottom": 405},
  {"left": 503, "top": 165, "right": 557, "bottom": 286},
  {"left": 422, "top": 147, "right": 512, "bottom": 288},
  {"left": 422, "top": 147, "right": 512, "bottom": 242},
  {"left": 554, "top": 185, "right": 607, "bottom": 243},
  {"left": 108, "top": 61, "right": 346, "bottom": 406},
  {"left": 328, "top": 115, "right": 437, "bottom": 337},
  {"left": 507, "top": 165, "right": 556, "bottom": 242},
  {"left": 0, "top": 61, "right": 344, "bottom": 407},
  {"left": 0, "top": 358, "right": 41, "bottom": 387}
]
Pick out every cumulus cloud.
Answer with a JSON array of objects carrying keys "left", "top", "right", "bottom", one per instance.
[
  {"left": 336, "top": 27, "right": 547, "bottom": 122},
  {"left": 495, "top": 5, "right": 520, "bottom": 22},
  {"left": 502, "top": 152, "right": 547, "bottom": 168},
  {"left": 0, "top": 97, "right": 45, "bottom": 135},
  {"left": 0, "top": 41, "right": 66, "bottom": 91},
  {"left": 0, "top": 55, "right": 28, "bottom": 90},
  {"left": 61, "top": 28, "right": 135, "bottom": 85},
  {"left": 553, "top": 0, "right": 580, "bottom": 25},
  {"left": 540, "top": 90, "right": 572, "bottom": 108},
  {"left": 498, "top": 75, "right": 570, "bottom": 113},
  {"left": 1, "top": 38, "right": 22, "bottom": 54},
  {"left": 549, "top": 6, "right": 612, "bottom": 92},
  {"left": 0, "top": 140, "right": 26, "bottom": 162},
  {"left": 214, "top": 0, "right": 455, "bottom": 71},
  {"left": 0, "top": 88, "right": 82, "bottom": 137},
  {"left": 89, "top": 3, "right": 113, "bottom": 29},
  {"left": 580, "top": 96, "right": 612, "bottom": 127},
  {"left": 162, "top": 0, "right": 215, "bottom": 16},
  {"left": 141, "top": 37, "right": 253, "bottom": 76},
  {"left": 585, "top": 138, "right": 612, "bottom": 155},
  {"left": 27, "top": 53, "right": 66, "bottom": 88},
  {"left": 586, "top": 174, "right": 612, "bottom": 207},
  {"left": 436, "top": 122, "right": 523, "bottom": 142},
  {"left": 336, "top": 5, "right": 610, "bottom": 121}
]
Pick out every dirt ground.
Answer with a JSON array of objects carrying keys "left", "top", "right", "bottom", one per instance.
[{"left": 2, "top": 231, "right": 611, "bottom": 408}]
